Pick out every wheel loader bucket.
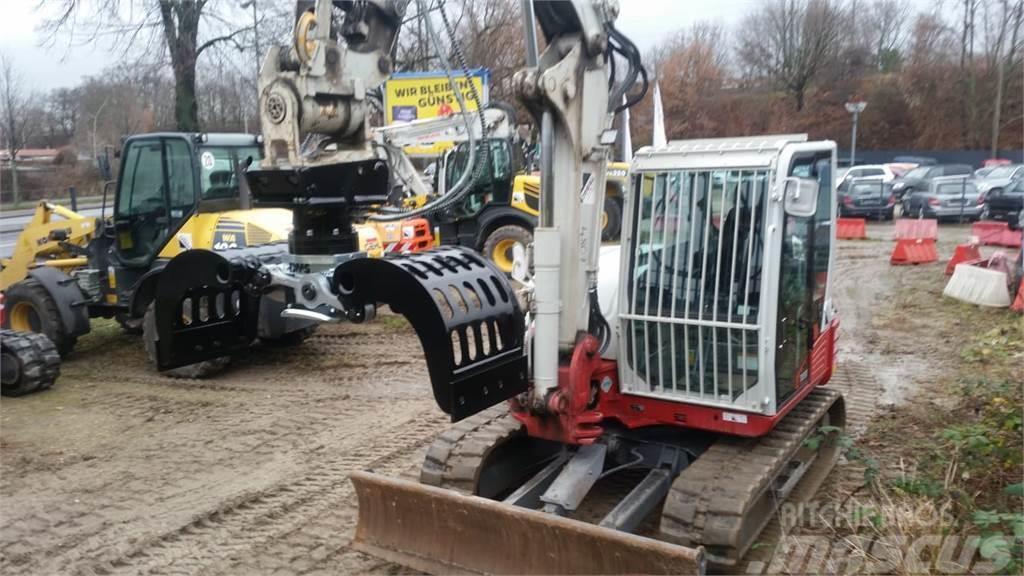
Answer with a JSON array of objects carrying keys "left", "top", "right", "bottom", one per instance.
[
  {"left": 350, "top": 471, "right": 706, "bottom": 575},
  {"left": 333, "top": 246, "right": 528, "bottom": 421},
  {"left": 152, "top": 244, "right": 288, "bottom": 370}
]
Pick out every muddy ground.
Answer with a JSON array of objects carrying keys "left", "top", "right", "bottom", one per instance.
[{"left": 0, "top": 221, "right": 1010, "bottom": 575}]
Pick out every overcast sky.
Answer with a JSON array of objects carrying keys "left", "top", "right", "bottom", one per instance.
[{"left": 3, "top": 0, "right": 938, "bottom": 92}]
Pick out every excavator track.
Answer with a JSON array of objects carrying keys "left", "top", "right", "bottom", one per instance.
[
  {"left": 659, "top": 387, "right": 846, "bottom": 568},
  {"left": 420, "top": 405, "right": 526, "bottom": 494},
  {"left": 352, "top": 389, "right": 842, "bottom": 574}
]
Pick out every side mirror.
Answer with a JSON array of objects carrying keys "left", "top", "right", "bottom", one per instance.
[{"left": 782, "top": 177, "right": 819, "bottom": 218}]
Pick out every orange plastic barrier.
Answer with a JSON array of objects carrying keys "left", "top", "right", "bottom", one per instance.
[
  {"left": 972, "top": 221, "right": 1007, "bottom": 244},
  {"left": 836, "top": 218, "right": 867, "bottom": 240},
  {"left": 972, "top": 221, "right": 1023, "bottom": 248},
  {"left": 894, "top": 219, "right": 938, "bottom": 241},
  {"left": 890, "top": 238, "right": 938, "bottom": 265},
  {"left": 945, "top": 243, "right": 983, "bottom": 275},
  {"left": 1013, "top": 280, "right": 1024, "bottom": 313}
]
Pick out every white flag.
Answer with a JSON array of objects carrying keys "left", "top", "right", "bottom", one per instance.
[
  {"left": 652, "top": 81, "right": 667, "bottom": 147},
  {"left": 621, "top": 95, "right": 633, "bottom": 160}
]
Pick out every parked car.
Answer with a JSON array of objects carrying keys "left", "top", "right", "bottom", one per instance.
[
  {"left": 974, "top": 163, "right": 1024, "bottom": 199},
  {"left": 905, "top": 176, "right": 984, "bottom": 221},
  {"left": 839, "top": 177, "right": 895, "bottom": 219},
  {"left": 892, "top": 163, "right": 974, "bottom": 212},
  {"left": 975, "top": 166, "right": 998, "bottom": 179},
  {"left": 835, "top": 164, "right": 896, "bottom": 193},
  {"left": 886, "top": 162, "right": 918, "bottom": 178},
  {"left": 983, "top": 176, "right": 1024, "bottom": 229}
]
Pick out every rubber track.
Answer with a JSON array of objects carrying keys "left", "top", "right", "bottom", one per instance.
[
  {"left": 659, "top": 387, "right": 843, "bottom": 567},
  {"left": 419, "top": 405, "right": 524, "bottom": 494}
]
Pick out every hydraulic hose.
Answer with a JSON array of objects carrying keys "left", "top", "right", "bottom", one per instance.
[{"left": 369, "top": 0, "right": 487, "bottom": 221}]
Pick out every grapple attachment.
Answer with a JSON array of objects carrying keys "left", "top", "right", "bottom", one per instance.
[
  {"left": 333, "top": 246, "right": 528, "bottom": 421},
  {"left": 152, "top": 244, "right": 287, "bottom": 370},
  {"left": 350, "top": 471, "right": 706, "bottom": 575}
]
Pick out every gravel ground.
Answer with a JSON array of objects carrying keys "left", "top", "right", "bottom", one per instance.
[{"left": 0, "top": 221, "right": 1007, "bottom": 575}]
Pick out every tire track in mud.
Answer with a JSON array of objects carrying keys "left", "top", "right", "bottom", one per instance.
[{"left": 68, "top": 410, "right": 450, "bottom": 576}]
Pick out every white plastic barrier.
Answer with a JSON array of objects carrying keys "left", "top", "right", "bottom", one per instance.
[{"left": 943, "top": 263, "right": 1012, "bottom": 308}]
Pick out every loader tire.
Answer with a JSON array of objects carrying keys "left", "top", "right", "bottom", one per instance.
[
  {"left": 1, "top": 329, "right": 61, "bottom": 396},
  {"left": 143, "top": 303, "right": 230, "bottom": 379},
  {"left": 482, "top": 225, "right": 532, "bottom": 275},
  {"left": 3, "top": 278, "right": 77, "bottom": 358},
  {"left": 602, "top": 196, "right": 622, "bottom": 242},
  {"left": 261, "top": 325, "right": 318, "bottom": 348}
]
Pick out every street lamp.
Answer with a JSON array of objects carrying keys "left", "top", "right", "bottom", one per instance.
[
  {"left": 845, "top": 101, "right": 867, "bottom": 166},
  {"left": 240, "top": 0, "right": 260, "bottom": 132}
]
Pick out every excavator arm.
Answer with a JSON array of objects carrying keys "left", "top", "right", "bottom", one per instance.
[{"left": 342, "top": 2, "right": 710, "bottom": 574}]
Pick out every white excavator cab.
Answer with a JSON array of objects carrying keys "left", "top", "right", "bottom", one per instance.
[{"left": 614, "top": 135, "right": 838, "bottom": 423}]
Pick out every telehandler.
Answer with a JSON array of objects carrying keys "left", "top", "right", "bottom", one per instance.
[
  {"left": 0, "top": 132, "right": 315, "bottom": 376},
  {"left": 150, "top": 2, "right": 846, "bottom": 573}
]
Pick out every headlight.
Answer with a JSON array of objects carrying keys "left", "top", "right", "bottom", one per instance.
[{"left": 892, "top": 182, "right": 905, "bottom": 190}]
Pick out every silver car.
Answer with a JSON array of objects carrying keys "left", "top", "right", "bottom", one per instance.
[
  {"left": 975, "top": 164, "right": 1024, "bottom": 199},
  {"left": 905, "top": 176, "right": 984, "bottom": 220}
]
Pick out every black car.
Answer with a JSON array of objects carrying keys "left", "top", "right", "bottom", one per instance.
[
  {"left": 839, "top": 178, "right": 895, "bottom": 219},
  {"left": 892, "top": 163, "right": 973, "bottom": 212},
  {"left": 984, "top": 177, "right": 1024, "bottom": 229}
]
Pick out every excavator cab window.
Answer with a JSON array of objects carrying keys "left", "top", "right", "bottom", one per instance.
[
  {"left": 624, "top": 168, "right": 768, "bottom": 402},
  {"left": 114, "top": 137, "right": 196, "bottom": 265},
  {"left": 774, "top": 154, "right": 833, "bottom": 405}
]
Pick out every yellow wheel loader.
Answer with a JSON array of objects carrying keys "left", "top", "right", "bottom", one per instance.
[{"left": 0, "top": 132, "right": 315, "bottom": 376}]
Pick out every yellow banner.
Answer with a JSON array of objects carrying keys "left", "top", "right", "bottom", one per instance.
[{"left": 384, "top": 70, "right": 489, "bottom": 156}]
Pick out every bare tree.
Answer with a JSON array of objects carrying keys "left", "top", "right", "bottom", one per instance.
[
  {"left": 454, "top": 0, "right": 525, "bottom": 105},
  {"left": 957, "top": 0, "right": 981, "bottom": 147},
  {"left": 863, "top": 0, "right": 911, "bottom": 70},
  {"left": 736, "top": 0, "right": 845, "bottom": 111},
  {"left": 44, "top": 0, "right": 254, "bottom": 132},
  {"left": 0, "top": 54, "right": 35, "bottom": 204},
  {"left": 988, "top": 0, "right": 1024, "bottom": 155}
]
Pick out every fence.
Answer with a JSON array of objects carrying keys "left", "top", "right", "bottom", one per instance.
[{"left": 840, "top": 149, "right": 1024, "bottom": 167}]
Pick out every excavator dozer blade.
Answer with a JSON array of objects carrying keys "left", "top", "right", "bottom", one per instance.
[{"left": 350, "top": 471, "right": 706, "bottom": 575}]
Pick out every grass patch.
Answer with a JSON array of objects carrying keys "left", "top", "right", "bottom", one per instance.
[
  {"left": 378, "top": 314, "right": 410, "bottom": 331},
  {"left": 818, "top": 309, "right": 1023, "bottom": 573}
]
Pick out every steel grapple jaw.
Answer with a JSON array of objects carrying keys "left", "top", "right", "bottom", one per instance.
[
  {"left": 333, "top": 246, "right": 529, "bottom": 421},
  {"left": 151, "top": 244, "right": 289, "bottom": 371}
]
